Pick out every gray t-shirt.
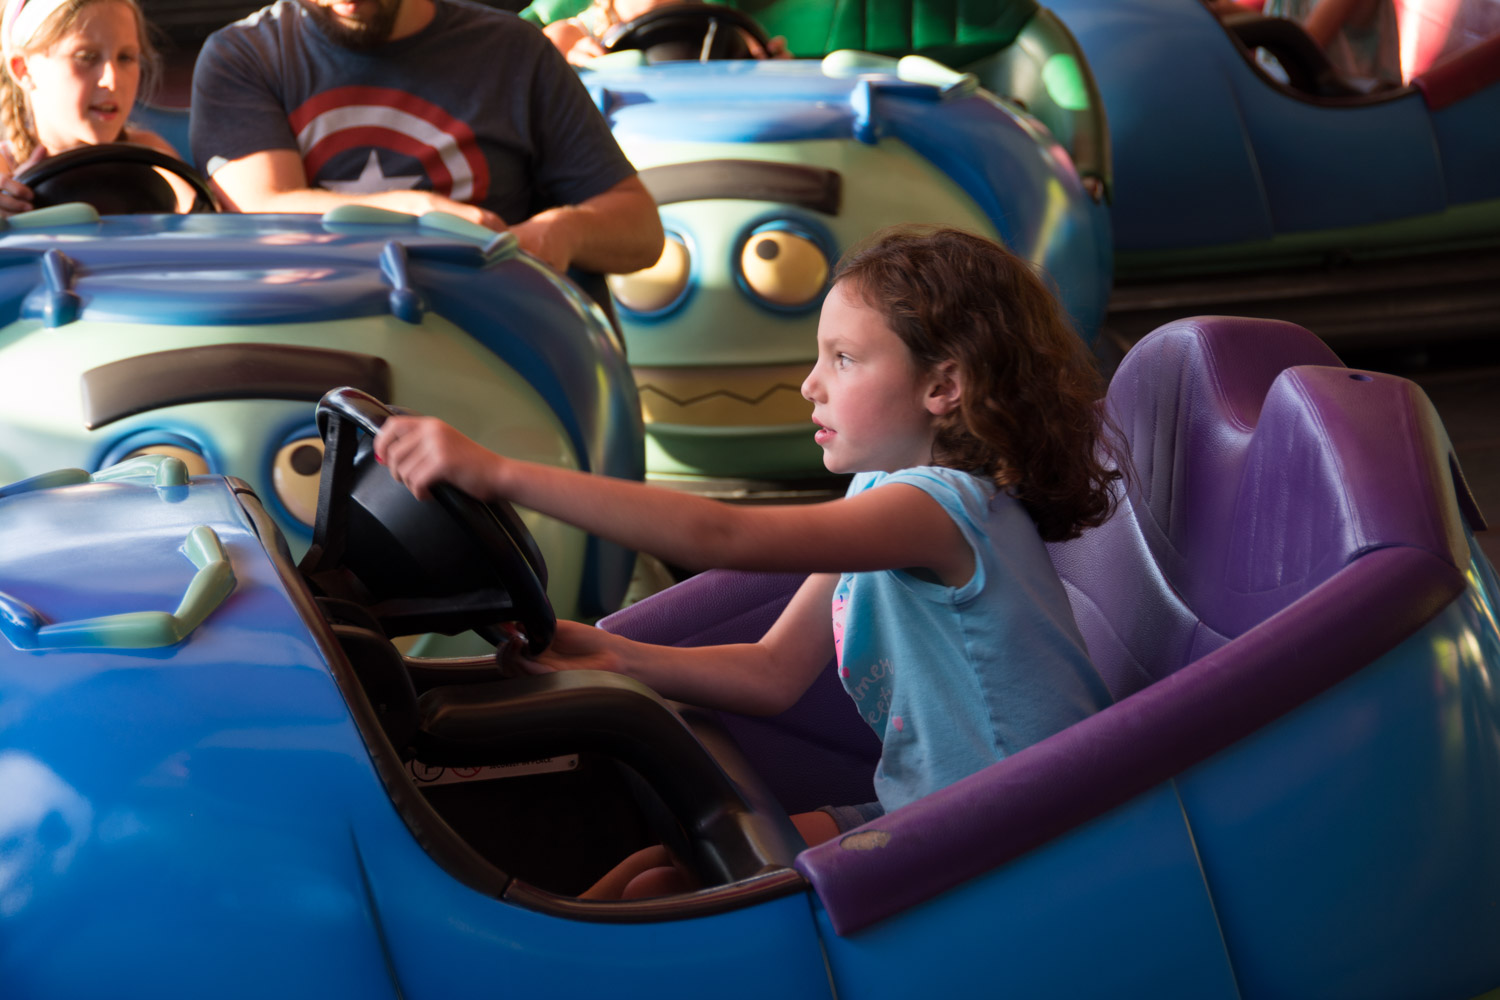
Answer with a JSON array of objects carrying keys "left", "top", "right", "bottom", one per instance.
[{"left": 190, "top": 0, "right": 637, "bottom": 223}]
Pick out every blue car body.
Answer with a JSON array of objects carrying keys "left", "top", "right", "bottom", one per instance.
[
  {"left": 1043, "top": 0, "right": 1500, "bottom": 339},
  {"left": 1043, "top": 0, "right": 1497, "bottom": 261},
  {"left": 0, "top": 463, "right": 829, "bottom": 997},
  {"left": 2, "top": 313, "right": 1497, "bottom": 998}
]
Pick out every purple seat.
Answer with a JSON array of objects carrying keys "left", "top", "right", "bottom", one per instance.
[{"left": 601, "top": 316, "right": 1485, "bottom": 935}]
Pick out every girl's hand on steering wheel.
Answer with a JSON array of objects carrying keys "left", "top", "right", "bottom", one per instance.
[
  {"left": 374, "top": 414, "right": 505, "bottom": 503},
  {"left": 0, "top": 176, "right": 34, "bottom": 217}
]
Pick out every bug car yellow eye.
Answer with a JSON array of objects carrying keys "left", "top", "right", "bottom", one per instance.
[
  {"left": 272, "top": 437, "right": 325, "bottom": 526},
  {"left": 608, "top": 234, "right": 691, "bottom": 314},
  {"left": 739, "top": 228, "right": 828, "bottom": 308},
  {"left": 122, "top": 444, "right": 209, "bottom": 477}
]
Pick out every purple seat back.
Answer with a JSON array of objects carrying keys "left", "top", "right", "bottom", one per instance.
[{"left": 1050, "top": 315, "right": 1476, "bottom": 701}]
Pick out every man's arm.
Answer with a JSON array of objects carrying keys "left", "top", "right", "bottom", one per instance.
[
  {"left": 511, "top": 174, "right": 663, "bottom": 274},
  {"left": 211, "top": 150, "right": 660, "bottom": 272},
  {"left": 208, "top": 148, "right": 506, "bottom": 230}
]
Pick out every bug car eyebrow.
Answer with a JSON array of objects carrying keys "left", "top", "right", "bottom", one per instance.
[
  {"left": 637, "top": 160, "right": 842, "bottom": 216},
  {"left": 80, "top": 344, "right": 393, "bottom": 430}
]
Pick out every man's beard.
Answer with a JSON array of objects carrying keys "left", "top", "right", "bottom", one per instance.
[{"left": 299, "top": 0, "right": 403, "bottom": 49}]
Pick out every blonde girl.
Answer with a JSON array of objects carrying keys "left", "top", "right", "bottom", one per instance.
[{"left": 1, "top": 0, "right": 186, "bottom": 215}]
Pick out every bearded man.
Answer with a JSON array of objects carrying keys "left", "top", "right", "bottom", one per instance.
[{"left": 189, "top": 0, "right": 663, "bottom": 275}]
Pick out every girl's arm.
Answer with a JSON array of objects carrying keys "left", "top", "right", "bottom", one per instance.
[
  {"left": 525, "top": 573, "right": 839, "bottom": 715},
  {"left": 375, "top": 416, "right": 974, "bottom": 586}
]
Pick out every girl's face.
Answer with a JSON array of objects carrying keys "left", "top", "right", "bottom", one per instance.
[
  {"left": 801, "top": 282, "right": 956, "bottom": 475},
  {"left": 12, "top": 1, "right": 142, "bottom": 153}
]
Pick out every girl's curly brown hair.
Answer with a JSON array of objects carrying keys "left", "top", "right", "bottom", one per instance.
[{"left": 834, "top": 225, "right": 1124, "bottom": 542}]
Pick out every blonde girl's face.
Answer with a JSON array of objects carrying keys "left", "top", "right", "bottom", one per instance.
[
  {"left": 801, "top": 282, "right": 951, "bottom": 475},
  {"left": 12, "top": 1, "right": 142, "bottom": 153}
]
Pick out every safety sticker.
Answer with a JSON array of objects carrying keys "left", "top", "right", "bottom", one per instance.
[{"left": 406, "top": 755, "right": 580, "bottom": 786}]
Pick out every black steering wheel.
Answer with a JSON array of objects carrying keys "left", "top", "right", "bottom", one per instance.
[
  {"left": 602, "top": 2, "right": 772, "bottom": 61},
  {"left": 15, "top": 142, "right": 218, "bottom": 214},
  {"left": 298, "top": 387, "right": 555, "bottom": 654},
  {"left": 1221, "top": 12, "right": 1367, "bottom": 97}
]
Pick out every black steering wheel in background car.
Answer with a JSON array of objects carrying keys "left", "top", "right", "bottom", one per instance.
[
  {"left": 299, "top": 387, "right": 555, "bottom": 654},
  {"left": 602, "top": 2, "right": 772, "bottom": 61},
  {"left": 1220, "top": 12, "right": 1367, "bottom": 97},
  {"left": 15, "top": 142, "right": 219, "bottom": 214}
]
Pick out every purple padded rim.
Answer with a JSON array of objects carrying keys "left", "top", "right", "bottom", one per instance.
[{"left": 795, "top": 546, "right": 1463, "bottom": 935}]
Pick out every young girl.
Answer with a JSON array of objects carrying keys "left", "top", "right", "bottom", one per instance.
[
  {"left": 0, "top": 0, "right": 189, "bottom": 216},
  {"left": 375, "top": 225, "right": 1123, "bottom": 896}
]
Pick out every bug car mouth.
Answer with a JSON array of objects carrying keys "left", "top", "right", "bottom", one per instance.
[{"left": 633, "top": 364, "right": 813, "bottom": 429}]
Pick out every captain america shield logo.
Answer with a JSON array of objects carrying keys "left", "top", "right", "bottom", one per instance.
[{"left": 288, "top": 86, "right": 490, "bottom": 203}]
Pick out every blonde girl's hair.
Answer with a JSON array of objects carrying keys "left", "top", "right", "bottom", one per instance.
[
  {"left": 1, "top": 0, "right": 158, "bottom": 165},
  {"left": 833, "top": 225, "right": 1126, "bottom": 543}
]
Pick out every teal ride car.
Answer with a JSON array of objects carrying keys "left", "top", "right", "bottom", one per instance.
[
  {"left": 0, "top": 202, "right": 643, "bottom": 629},
  {"left": 582, "top": 47, "right": 1111, "bottom": 485}
]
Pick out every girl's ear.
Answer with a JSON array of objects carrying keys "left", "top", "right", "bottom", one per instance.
[
  {"left": 924, "top": 360, "right": 962, "bottom": 416},
  {"left": 7, "top": 55, "right": 29, "bottom": 88}
]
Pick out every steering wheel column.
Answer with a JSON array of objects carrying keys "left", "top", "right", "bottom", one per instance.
[{"left": 299, "top": 387, "right": 555, "bottom": 650}]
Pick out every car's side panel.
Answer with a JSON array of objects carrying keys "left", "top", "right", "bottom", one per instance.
[
  {"left": 1048, "top": 0, "right": 1454, "bottom": 250},
  {"left": 363, "top": 839, "right": 835, "bottom": 1000},
  {"left": 1428, "top": 79, "right": 1500, "bottom": 206},
  {"left": 1229, "top": 86, "right": 1442, "bottom": 233},
  {"left": 813, "top": 782, "right": 1241, "bottom": 997},
  {"left": 1177, "top": 579, "right": 1500, "bottom": 1000},
  {"left": 0, "top": 479, "right": 415, "bottom": 998}
]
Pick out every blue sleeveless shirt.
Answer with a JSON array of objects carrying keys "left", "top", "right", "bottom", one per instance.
[{"left": 833, "top": 467, "right": 1111, "bottom": 811}]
